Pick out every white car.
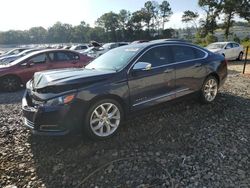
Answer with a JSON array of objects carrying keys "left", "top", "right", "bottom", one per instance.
[
  {"left": 70, "top": 44, "right": 90, "bottom": 52},
  {"left": 206, "top": 42, "right": 244, "bottom": 60}
]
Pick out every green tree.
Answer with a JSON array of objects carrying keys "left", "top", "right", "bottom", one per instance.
[
  {"left": 198, "top": 0, "right": 223, "bottom": 36},
  {"left": 28, "top": 27, "right": 47, "bottom": 43},
  {"left": 222, "top": 0, "right": 237, "bottom": 40},
  {"left": 181, "top": 11, "right": 199, "bottom": 31},
  {"left": 236, "top": 0, "right": 250, "bottom": 22},
  {"left": 118, "top": 9, "right": 131, "bottom": 40},
  {"left": 159, "top": 1, "right": 172, "bottom": 30},
  {"left": 96, "top": 12, "right": 119, "bottom": 41}
]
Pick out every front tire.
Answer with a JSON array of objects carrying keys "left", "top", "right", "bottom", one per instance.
[
  {"left": 0, "top": 76, "right": 21, "bottom": 92},
  {"left": 200, "top": 76, "right": 219, "bottom": 103},
  {"left": 83, "top": 99, "right": 124, "bottom": 140}
]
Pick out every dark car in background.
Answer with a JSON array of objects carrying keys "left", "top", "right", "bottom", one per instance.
[
  {"left": 81, "top": 42, "right": 129, "bottom": 58},
  {"left": 0, "top": 49, "right": 93, "bottom": 91},
  {"left": 22, "top": 41, "right": 227, "bottom": 140}
]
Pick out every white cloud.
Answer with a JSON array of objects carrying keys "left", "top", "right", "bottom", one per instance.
[{"left": 0, "top": 0, "right": 93, "bottom": 31}]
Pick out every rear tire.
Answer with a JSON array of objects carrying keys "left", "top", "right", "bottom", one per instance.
[
  {"left": 237, "top": 52, "right": 243, "bottom": 61},
  {"left": 200, "top": 76, "right": 219, "bottom": 104},
  {"left": 83, "top": 99, "right": 124, "bottom": 140},
  {"left": 0, "top": 76, "right": 21, "bottom": 92}
]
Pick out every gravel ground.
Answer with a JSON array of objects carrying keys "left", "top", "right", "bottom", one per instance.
[{"left": 0, "top": 62, "right": 250, "bottom": 188}]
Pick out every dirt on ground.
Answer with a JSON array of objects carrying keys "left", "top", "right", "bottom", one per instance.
[{"left": 0, "top": 62, "right": 250, "bottom": 188}]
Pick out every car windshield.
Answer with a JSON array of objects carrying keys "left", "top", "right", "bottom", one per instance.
[
  {"left": 207, "top": 43, "right": 225, "bottom": 49},
  {"left": 85, "top": 46, "right": 141, "bottom": 71}
]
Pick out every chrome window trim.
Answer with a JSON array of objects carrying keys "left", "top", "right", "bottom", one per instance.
[
  {"left": 127, "top": 44, "right": 208, "bottom": 74},
  {"left": 133, "top": 88, "right": 189, "bottom": 107}
]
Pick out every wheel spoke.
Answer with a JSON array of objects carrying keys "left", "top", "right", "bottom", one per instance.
[
  {"left": 105, "top": 123, "right": 111, "bottom": 133},
  {"left": 93, "top": 122, "right": 103, "bottom": 131},
  {"left": 111, "top": 115, "right": 120, "bottom": 120},
  {"left": 91, "top": 118, "right": 99, "bottom": 124},
  {"left": 107, "top": 104, "right": 113, "bottom": 112},
  {"left": 108, "top": 108, "right": 118, "bottom": 118},
  {"left": 94, "top": 110, "right": 101, "bottom": 118},
  {"left": 100, "top": 105, "right": 107, "bottom": 115}
]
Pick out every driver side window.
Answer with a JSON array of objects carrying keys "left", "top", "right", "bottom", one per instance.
[
  {"left": 225, "top": 43, "right": 233, "bottom": 49},
  {"left": 138, "top": 46, "right": 173, "bottom": 67}
]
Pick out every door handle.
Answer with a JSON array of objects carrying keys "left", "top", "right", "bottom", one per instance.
[
  {"left": 194, "top": 63, "right": 202, "bottom": 67},
  {"left": 164, "top": 68, "right": 174, "bottom": 73}
]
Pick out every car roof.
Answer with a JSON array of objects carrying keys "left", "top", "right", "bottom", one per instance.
[
  {"left": 128, "top": 40, "right": 197, "bottom": 49},
  {"left": 10, "top": 49, "right": 79, "bottom": 65}
]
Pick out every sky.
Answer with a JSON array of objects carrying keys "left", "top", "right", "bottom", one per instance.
[{"left": 0, "top": 0, "right": 205, "bottom": 31}]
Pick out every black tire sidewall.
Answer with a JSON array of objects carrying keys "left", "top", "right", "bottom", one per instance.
[
  {"left": 83, "top": 98, "right": 124, "bottom": 140},
  {"left": 238, "top": 52, "right": 243, "bottom": 61},
  {"left": 1, "top": 76, "right": 20, "bottom": 92},
  {"left": 200, "top": 76, "right": 218, "bottom": 104}
]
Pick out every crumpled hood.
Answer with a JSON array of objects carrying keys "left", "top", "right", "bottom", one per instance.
[{"left": 32, "top": 68, "right": 116, "bottom": 90}]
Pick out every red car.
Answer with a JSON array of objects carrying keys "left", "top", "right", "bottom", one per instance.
[{"left": 0, "top": 49, "right": 93, "bottom": 91}]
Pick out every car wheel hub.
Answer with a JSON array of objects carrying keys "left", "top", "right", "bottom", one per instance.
[
  {"left": 204, "top": 79, "right": 218, "bottom": 102},
  {"left": 90, "top": 103, "right": 120, "bottom": 137}
]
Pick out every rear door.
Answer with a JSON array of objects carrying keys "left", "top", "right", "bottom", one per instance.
[
  {"left": 128, "top": 45, "right": 176, "bottom": 109},
  {"left": 171, "top": 45, "right": 208, "bottom": 96},
  {"left": 48, "top": 51, "right": 81, "bottom": 69}
]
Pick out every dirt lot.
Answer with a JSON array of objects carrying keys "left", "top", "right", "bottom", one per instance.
[{"left": 0, "top": 61, "right": 250, "bottom": 188}]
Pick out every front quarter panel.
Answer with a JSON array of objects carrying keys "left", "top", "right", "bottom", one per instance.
[{"left": 76, "top": 71, "right": 130, "bottom": 114}]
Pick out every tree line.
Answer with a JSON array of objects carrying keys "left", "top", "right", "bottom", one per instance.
[{"left": 0, "top": 0, "right": 249, "bottom": 45}]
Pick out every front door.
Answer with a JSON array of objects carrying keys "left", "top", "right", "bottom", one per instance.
[
  {"left": 128, "top": 45, "right": 176, "bottom": 109},
  {"left": 224, "top": 43, "right": 234, "bottom": 59},
  {"left": 18, "top": 53, "right": 49, "bottom": 83}
]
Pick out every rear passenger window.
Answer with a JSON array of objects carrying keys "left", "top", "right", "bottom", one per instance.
[
  {"left": 66, "top": 52, "right": 80, "bottom": 60},
  {"left": 138, "top": 46, "right": 173, "bottom": 67},
  {"left": 49, "top": 52, "right": 79, "bottom": 62},
  {"left": 171, "top": 46, "right": 206, "bottom": 62},
  {"left": 57, "top": 52, "right": 70, "bottom": 61}
]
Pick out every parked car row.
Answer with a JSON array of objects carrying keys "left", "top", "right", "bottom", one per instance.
[{"left": 21, "top": 40, "right": 228, "bottom": 140}]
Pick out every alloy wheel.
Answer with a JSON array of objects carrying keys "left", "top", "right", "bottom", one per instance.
[
  {"left": 90, "top": 103, "right": 121, "bottom": 137},
  {"left": 203, "top": 78, "right": 218, "bottom": 102},
  {"left": 2, "top": 77, "right": 19, "bottom": 91}
]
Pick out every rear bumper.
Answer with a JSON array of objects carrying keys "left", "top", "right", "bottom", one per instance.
[{"left": 22, "top": 91, "right": 77, "bottom": 136}]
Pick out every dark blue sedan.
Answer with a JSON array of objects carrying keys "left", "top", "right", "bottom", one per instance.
[{"left": 22, "top": 41, "right": 227, "bottom": 140}]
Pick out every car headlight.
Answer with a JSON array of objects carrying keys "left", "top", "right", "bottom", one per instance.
[{"left": 45, "top": 94, "right": 75, "bottom": 106}]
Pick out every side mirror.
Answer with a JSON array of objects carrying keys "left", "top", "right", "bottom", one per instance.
[{"left": 133, "top": 62, "right": 152, "bottom": 71}]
